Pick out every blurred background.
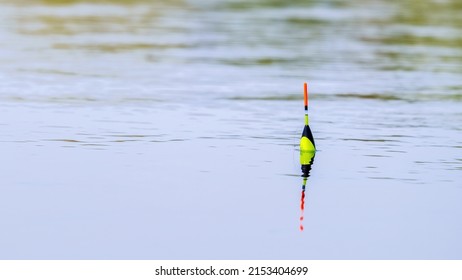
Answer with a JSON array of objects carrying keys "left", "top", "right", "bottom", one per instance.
[{"left": 0, "top": 0, "right": 461, "bottom": 259}]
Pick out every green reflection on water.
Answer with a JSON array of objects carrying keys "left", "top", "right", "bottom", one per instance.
[
  {"left": 3, "top": 0, "right": 462, "bottom": 93},
  {"left": 286, "top": 18, "right": 328, "bottom": 26},
  {"left": 365, "top": 34, "right": 462, "bottom": 48},
  {"left": 223, "top": 0, "right": 313, "bottom": 10},
  {"left": 392, "top": 0, "right": 462, "bottom": 27},
  {"left": 13, "top": 2, "right": 184, "bottom": 41},
  {"left": 19, "top": 15, "right": 136, "bottom": 35},
  {"left": 10, "top": 0, "right": 171, "bottom": 5},
  {"left": 53, "top": 42, "right": 189, "bottom": 52}
]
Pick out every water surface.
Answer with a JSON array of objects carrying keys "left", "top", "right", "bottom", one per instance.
[{"left": 0, "top": 0, "right": 461, "bottom": 259}]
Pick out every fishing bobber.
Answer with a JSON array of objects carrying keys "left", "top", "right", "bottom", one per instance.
[{"left": 300, "top": 82, "right": 316, "bottom": 177}]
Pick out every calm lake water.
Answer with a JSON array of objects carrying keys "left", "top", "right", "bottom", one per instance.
[{"left": 0, "top": 0, "right": 461, "bottom": 259}]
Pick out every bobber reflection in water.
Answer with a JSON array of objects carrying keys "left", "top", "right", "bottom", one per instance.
[{"left": 299, "top": 82, "right": 316, "bottom": 231}]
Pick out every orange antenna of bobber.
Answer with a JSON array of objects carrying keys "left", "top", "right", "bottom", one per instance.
[{"left": 304, "top": 82, "right": 308, "bottom": 110}]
